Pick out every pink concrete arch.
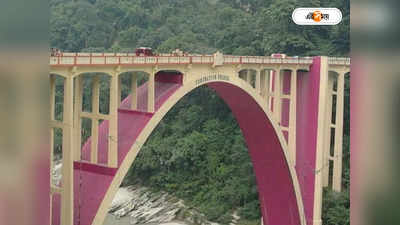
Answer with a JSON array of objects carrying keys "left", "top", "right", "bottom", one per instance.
[
  {"left": 208, "top": 82, "right": 302, "bottom": 225},
  {"left": 51, "top": 72, "right": 304, "bottom": 225}
]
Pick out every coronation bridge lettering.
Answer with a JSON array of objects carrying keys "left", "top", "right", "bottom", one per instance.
[{"left": 195, "top": 74, "right": 230, "bottom": 86}]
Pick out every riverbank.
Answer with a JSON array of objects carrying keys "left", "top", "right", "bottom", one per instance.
[{"left": 103, "top": 185, "right": 222, "bottom": 225}]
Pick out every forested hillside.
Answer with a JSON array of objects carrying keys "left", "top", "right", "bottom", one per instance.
[
  {"left": 51, "top": 0, "right": 349, "bottom": 56},
  {"left": 50, "top": 0, "right": 350, "bottom": 225}
]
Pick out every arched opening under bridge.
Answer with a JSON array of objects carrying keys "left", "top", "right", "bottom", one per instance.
[{"left": 53, "top": 71, "right": 306, "bottom": 225}]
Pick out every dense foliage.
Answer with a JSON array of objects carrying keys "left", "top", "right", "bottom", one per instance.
[
  {"left": 51, "top": 0, "right": 349, "bottom": 56},
  {"left": 51, "top": 0, "right": 350, "bottom": 224},
  {"left": 125, "top": 87, "right": 261, "bottom": 223}
]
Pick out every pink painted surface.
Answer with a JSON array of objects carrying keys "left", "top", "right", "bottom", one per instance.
[
  {"left": 295, "top": 57, "right": 322, "bottom": 225},
  {"left": 281, "top": 70, "right": 291, "bottom": 129},
  {"left": 155, "top": 71, "right": 183, "bottom": 84},
  {"left": 52, "top": 193, "right": 61, "bottom": 225},
  {"left": 208, "top": 82, "right": 301, "bottom": 225},
  {"left": 281, "top": 98, "right": 290, "bottom": 128},
  {"left": 282, "top": 71, "right": 291, "bottom": 95},
  {"left": 34, "top": 150, "right": 51, "bottom": 225}
]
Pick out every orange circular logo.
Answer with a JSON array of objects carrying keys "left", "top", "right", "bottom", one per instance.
[{"left": 313, "top": 11, "right": 322, "bottom": 22}]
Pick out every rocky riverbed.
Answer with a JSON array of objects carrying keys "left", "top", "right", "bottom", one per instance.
[
  {"left": 52, "top": 161, "right": 230, "bottom": 225},
  {"left": 103, "top": 184, "right": 221, "bottom": 225}
]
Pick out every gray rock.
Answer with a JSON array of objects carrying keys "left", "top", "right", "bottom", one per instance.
[{"left": 107, "top": 185, "right": 223, "bottom": 225}]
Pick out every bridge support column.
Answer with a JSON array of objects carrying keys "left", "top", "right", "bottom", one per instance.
[
  {"left": 74, "top": 76, "right": 82, "bottom": 161},
  {"left": 61, "top": 75, "right": 74, "bottom": 225},
  {"left": 313, "top": 56, "right": 329, "bottom": 225},
  {"left": 261, "top": 69, "right": 272, "bottom": 107},
  {"left": 274, "top": 69, "right": 282, "bottom": 123},
  {"left": 260, "top": 70, "right": 266, "bottom": 98},
  {"left": 246, "top": 70, "right": 251, "bottom": 84},
  {"left": 91, "top": 76, "right": 100, "bottom": 164},
  {"left": 268, "top": 70, "right": 274, "bottom": 111},
  {"left": 183, "top": 66, "right": 191, "bottom": 85},
  {"left": 332, "top": 72, "right": 345, "bottom": 192},
  {"left": 131, "top": 73, "right": 137, "bottom": 110},
  {"left": 108, "top": 74, "right": 119, "bottom": 167},
  {"left": 289, "top": 69, "right": 297, "bottom": 166},
  {"left": 49, "top": 75, "right": 56, "bottom": 224},
  {"left": 148, "top": 70, "right": 155, "bottom": 113},
  {"left": 256, "top": 69, "right": 261, "bottom": 94},
  {"left": 262, "top": 70, "right": 272, "bottom": 108},
  {"left": 322, "top": 75, "right": 333, "bottom": 188},
  {"left": 118, "top": 75, "right": 122, "bottom": 106}
]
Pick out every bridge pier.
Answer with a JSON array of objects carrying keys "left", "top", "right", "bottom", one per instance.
[
  {"left": 49, "top": 75, "right": 56, "bottom": 224},
  {"left": 322, "top": 73, "right": 334, "bottom": 188},
  {"left": 289, "top": 68, "right": 297, "bottom": 166},
  {"left": 147, "top": 70, "right": 155, "bottom": 113},
  {"left": 108, "top": 73, "right": 119, "bottom": 167},
  {"left": 91, "top": 76, "right": 100, "bottom": 164},
  {"left": 74, "top": 76, "right": 82, "bottom": 162},
  {"left": 260, "top": 70, "right": 266, "bottom": 98},
  {"left": 313, "top": 56, "right": 329, "bottom": 225},
  {"left": 273, "top": 69, "right": 282, "bottom": 124},
  {"left": 61, "top": 75, "right": 74, "bottom": 225},
  {"left": 332, "top": 72, "right": 345, "bottom": 192},
  {"left": 321, "top": 70, "right": 347, "bottom": 191},
  {"left": 246, "top": 69, "right": 251, "bottom": 84},
  {"left": 256, "top": 69, "right": 261, "bottom": 94},
  {"left": 131, "top": 73, "right": 138, "bottom": 110},
  {"left": 261, "top": 69, "right": 272, "bottom": 105}
]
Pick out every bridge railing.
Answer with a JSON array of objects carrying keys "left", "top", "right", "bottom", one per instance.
[
  {"left": 328, "top": 57, "right": 351, "bottom": 65},
  {"left": 50, "top": 54, "right": 215, "bottom": 66},
  {"left": 223, "top": 55, "right": 314, "bottom": 65},
  {"left": 50, "top": 53, "right": 349, "bottom": 66}
]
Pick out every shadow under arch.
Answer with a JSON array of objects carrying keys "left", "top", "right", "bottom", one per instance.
[
  {"left": 238, "top": 68, "right": 257, "bottom": 88},
  {"left": 69, "top": 74, "right": 306, "bottom": 225}
]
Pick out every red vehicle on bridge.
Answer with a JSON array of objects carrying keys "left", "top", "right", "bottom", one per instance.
[
  {"left": 271, "top": 53, "right": 287, "bottom": 58},
  {"left": 135, "top": 47, "right": 154, "bottom": 56}
]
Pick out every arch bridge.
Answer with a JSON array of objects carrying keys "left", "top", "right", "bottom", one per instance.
[{"left": 49, "top": 52, "right": 350, "bottom": 225}]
